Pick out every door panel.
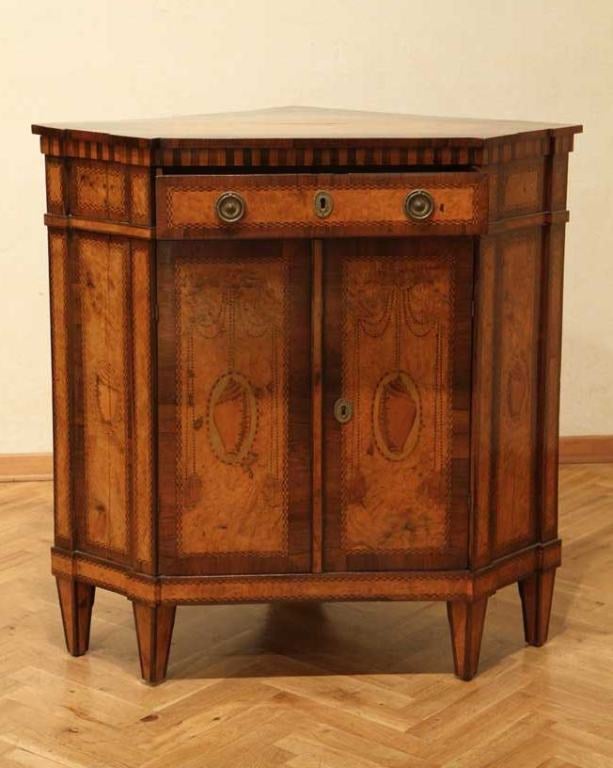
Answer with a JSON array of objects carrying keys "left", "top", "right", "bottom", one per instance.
[
  {"left": 157, "top": 239, "right": 311, "bottom": 575},
  {"left": 323, "top": 237, "right": 473, "bottom": 571}
]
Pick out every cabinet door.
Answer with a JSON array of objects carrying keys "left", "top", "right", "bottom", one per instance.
[
  {"left": 157, "top": 239, "right": 312, "bottom": 575},
  {"left": 323, "top": 237, "right": 473, "bottom": 571}
]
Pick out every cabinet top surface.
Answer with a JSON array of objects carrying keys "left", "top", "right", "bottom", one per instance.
[{"left": 32, "top": 105, "right": 581, "bottom": 145}]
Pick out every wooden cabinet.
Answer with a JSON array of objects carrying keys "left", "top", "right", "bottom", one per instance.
[{"left": 33, "top": 106, "right": 581, "bottom": 683}]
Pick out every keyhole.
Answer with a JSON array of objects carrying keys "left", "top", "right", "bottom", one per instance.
[
  {"left": 334, "top": 398, "right": 352, "bottom": 423},
  {"left": 314, "top": 191, "right": 333, "bottom": 218}
]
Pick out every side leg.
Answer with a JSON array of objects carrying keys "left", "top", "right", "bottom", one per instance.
[
  {"left": 56, "top": 576, "right": 95, "bottom": 656},
  {"left": 132, "top": 602, "right": 177, "bottom": 684},
  {"left": 518, "top": 568, "right": 556, "bottom": 647},
  {"left": 447, "top": 597, "right": 489, "bottom": 681}
]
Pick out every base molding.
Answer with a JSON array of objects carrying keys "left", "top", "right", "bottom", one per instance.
[
  {"left": 558, "top": 435, "right": 613, "bottom": 464},
  {"left": 0, "top": 453, "right": 53, "bottom": 482},
  {"left": 51, "top": 540, "right": 561, "bottom": 606}
]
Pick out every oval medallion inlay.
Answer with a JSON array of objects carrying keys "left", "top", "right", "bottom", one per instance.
[
  {"left": 207, "top": 372, "right": 257, "bottom": 465},
  {"left": 373, "top": 370, "right": 421, "bottom": 461}
]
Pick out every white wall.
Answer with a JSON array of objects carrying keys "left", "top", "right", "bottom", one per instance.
[{"left": 1, "top": 0, "right": 612, "bottom": 452}]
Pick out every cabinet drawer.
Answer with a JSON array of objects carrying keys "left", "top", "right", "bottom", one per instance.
[{"left": 156, "top": 172, "right": 488, "bottom": 239}]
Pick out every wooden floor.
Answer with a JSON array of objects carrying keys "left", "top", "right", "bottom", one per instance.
[{"left": 0, "top": 466, "right": 612, "bottom": 767}]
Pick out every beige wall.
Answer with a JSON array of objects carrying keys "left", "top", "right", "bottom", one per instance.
[{"left": 1, "top": 0, "right": 612, "bottom": 452}]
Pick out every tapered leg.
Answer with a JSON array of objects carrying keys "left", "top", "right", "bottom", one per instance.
[
  {"left": 518, "top": 568, "right": 556, "bottom": 647},
  {"left": 56, "top": 576, "right": 96, "bottom": 656},
  {"left": 447, "top": 597, "right": 489, "bottom": 681},
  {"left": 132, "top": 602, "right": 177, "bottom": 684}
]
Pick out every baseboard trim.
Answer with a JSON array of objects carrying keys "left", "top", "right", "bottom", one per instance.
[
  {"left": 1, "top": 437, "right": 612, "bottom": 482},
  {"left": 0, "top": 453, "right": 53, "bottom": 482},
  {"left": 558, "top": 435, "right": 613, "bottom": 465}
]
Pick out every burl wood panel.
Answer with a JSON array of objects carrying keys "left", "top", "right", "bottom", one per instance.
[
  {"left": 157, "top": 239, "right": 312, "bottom": 576},
  {"left": 49, "top": 231, "right": 72, "bottom": 545},
  {"left": 74, "top": 234, "right": 131, "bottom": 560},
  {"left": 45, "top": 158, "right": 66, "bottom": 215},
  {"left": 130, "top": 242, "right": 156, "bottom": 573},
  {"left": 68, "top": 160, "right": 152, "bottom": 225},
  {"left": 472, "top": 227, "right": 544, "bottom": 566},
  {"left": 156, "top": 172, "right": 488, "bottom": 240},
  {"left": 539, "top": 223, "right": 566, "bottom": 542},
  {"left": 323, "top": 237, "right": 473, "bottom": 571},
  {"left": 491, "top": 230, "right": 542, "bottom": 557}
]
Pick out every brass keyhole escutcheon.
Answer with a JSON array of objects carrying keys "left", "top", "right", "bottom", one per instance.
[
  {"left": 404, "top": 189, "right": 435, "bottom": 221},
  {"left": 314, "top": 190, "right": 334, "bottom": 218},
  {"left": 216, "top": 191, "right": 246, "bottom": 223},
  {"left": 334, "top": 398, "right": 353, "bottom": 424}
]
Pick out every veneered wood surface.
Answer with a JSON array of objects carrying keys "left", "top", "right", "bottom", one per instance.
[
  {"left": 492, "top": 230, "right": 541, "bottom": 555},
  {"left": 471, "top": 227, "right": 546, "bottom": 568},
  {"left": 34, "top": 107, "right": 582, "bottom": 173},
  {"left": 50, "top": 539, "right": 561, "bottom": 605},
  {"left": 77, "top": 235, "right": 131, "bottom": 557},
  {"left": 69, "top": 160, "right": 152, "bottom": 224},
  {"left": 36, "top": 107, "right": 577, "bottom": 683},
  {"left": 310, "top": 240, "right": 324, "bottom": 573},
  {"left": 48, "top": 231, "right": 72, "bottom": 544},
  {"left": 156, "top": 172, "right": 488, "bottom": 239},
  {"left": 32, "top": 105, "right": 582, "bottom": 142},
  {"left": 130, "top": 242, "right": 156, "bottom": 573},
  {"left": 323, "top": 237, "right": 473, "bottom": 571},
  {"left": 538, "top": 222, "right": 567, "bottom": 542},
  {"left": 157, "top": 239, "right": 312, "bottom": 576}
]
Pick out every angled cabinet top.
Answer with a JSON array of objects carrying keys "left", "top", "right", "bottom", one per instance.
[{"left": 32, "top": 105, "right": 582, "bottom": 161}]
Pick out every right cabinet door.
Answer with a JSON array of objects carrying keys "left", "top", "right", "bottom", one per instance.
[{"left": 322, "top": 237, "right": 473, "bottom": 571}]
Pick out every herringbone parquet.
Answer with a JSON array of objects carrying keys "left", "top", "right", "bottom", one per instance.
[{"left": 0, "top": 465, "right": 612, "bottom": 767}]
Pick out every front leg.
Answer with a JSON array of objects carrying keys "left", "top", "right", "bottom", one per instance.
[
  {"left": 518, "top": 569, "right": 556, "bottom": 646},
  {"left": 56, "top": 576, "right": 95, "bottom": 656},
  {"left": 132, "top": 602, "right": 177, "bottom": 684},
  {"left": 447, "top": 597, "right": 489, "bottom": 681}
]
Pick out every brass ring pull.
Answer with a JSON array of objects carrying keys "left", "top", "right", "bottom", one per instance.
[
  {"left": 216, "top": 192, "right": 246, "bottom": 223},
  {"left": 334, "top": 398, "right": 353, "bottom": 424},
  {"left": 404, "top": 189, "right": 434, "bottom": 221}
]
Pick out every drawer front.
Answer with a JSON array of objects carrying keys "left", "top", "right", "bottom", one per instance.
[{"left": 156, "top": 172, "right": 488, "bottom": 239}]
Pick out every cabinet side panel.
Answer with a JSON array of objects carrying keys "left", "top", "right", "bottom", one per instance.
[
  {"left": 72, "top": 234, "right": 132, "bottom": 562},
  {"left": 49, "top": 230, "right": 73, "bottom": 545},
  {"left": 131, "top": 242, "right": 156, "bottom": 572},
  {"left": 539, "top": 223, "right": 565, "bottom": 541},
  {"left": 473, "top": 149, "right": 570, "bottom": 567},
  {"left": 471, "top": 236, "right": 497, "bottom": 568},
  {"left": 491, "top": 229, "right": 542, "bottom": 558}
]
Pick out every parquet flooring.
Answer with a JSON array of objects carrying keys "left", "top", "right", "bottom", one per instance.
[{"left": 0, "top": 465, "right": 612, "bottom": 767}]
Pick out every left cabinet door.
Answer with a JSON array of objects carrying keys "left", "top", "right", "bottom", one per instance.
[{"left": 157, "top": 239, "right": 312, "bottom": 575}]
